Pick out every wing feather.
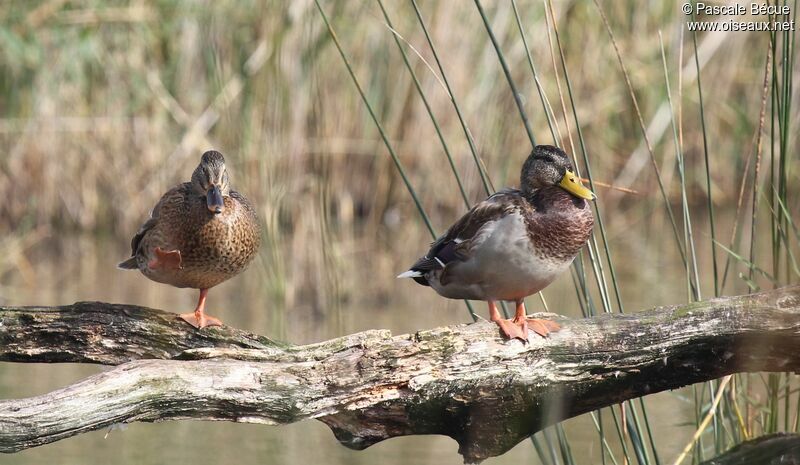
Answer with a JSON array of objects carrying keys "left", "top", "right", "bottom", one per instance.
[
  {"left": 125, "top": 183, "right": 190, "bottom": 257},
  {"left": 408, "top": 189, "right": 523, "bottom": 273}
]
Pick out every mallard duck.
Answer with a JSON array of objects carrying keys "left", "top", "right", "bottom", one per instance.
[
  {"left": 398, "top": 145, "right": 595, "bottom": 341},
  {"left": 118, "top": 150, "right": 261, "bottom": 329}
]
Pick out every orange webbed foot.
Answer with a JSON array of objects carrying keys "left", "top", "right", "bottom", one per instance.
[
  {"left": 494, "top": 317, "right": 530, "bottom": 342},
  {"left": 488, "top": 300, "right": 559, "bottom": 342},
  {"left": 148, "top": 247, "right": 183, "bottom": 271},
  {"left": 492, "top": 317, "right": 561, "bottom": 342},
  {"left": 526, "top": 318, "right": 561, "bottom": 338},
  {"left": 178, "top": 312, "right": 223, "bottom": 329},
  {"left": 179, "top": 289, "right": 221, "bottom": 329}
]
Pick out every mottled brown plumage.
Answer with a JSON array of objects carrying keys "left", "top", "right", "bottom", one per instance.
[
  {"left": 398, "top": 145, "right": 595, "bottom": 342},
  {"left": 527, "top": 186, "right": 595, "bottom": 263},
  {"left": 119, "top": 150, "right": 261, "bottom": 328}
]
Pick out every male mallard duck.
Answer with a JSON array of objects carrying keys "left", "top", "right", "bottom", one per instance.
[
  {"left": 398, "top": 145, "right": 595, "bottom": 341},
  {"left": 118, "top": 150, "right": 261, "bottom": 329}
]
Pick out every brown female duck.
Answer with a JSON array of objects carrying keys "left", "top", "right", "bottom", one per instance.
[
  {"left": 119, "top": 150, "right": 261, "bottom": 329},
  {"left": 398, "top": 145, "right": 595, "bottom": 341}
]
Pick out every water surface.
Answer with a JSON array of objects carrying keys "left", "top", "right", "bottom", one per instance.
[{"left": 0, "top": 236, "right": 701, "bottom": 464}]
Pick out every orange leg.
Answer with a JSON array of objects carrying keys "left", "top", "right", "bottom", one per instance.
[
  {"left": 488, "top": 300, "right": 528, "bottom": 341},
  {"left": 179, "top": 288, "right": 223, "bottom": 329}
]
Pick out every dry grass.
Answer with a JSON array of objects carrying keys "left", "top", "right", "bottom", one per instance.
[
  {"left": 0, "top": 0, "right": 797, "bottom": 332},
  {"left": 2, "top": 2, "right": 800, "bottom": 462}
]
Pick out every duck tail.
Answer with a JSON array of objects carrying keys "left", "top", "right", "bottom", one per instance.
[
  {"left": 397, "top": 269, "right": 430, "bottom": 287},
  {"left": 396, "top": 270, "right": 422, "bottom": 279},
  {"left": 117, "top": 257, "right": 139, "bottom": 270}
]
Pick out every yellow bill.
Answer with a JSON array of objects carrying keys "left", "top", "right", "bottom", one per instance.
[{"left": 559, "top": 170, "right": 596, "bottom": 200}]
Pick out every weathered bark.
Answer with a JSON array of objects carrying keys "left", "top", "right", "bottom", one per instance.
[
  {"left": 0, "top": 301, "right": 281, "bottom": 364},
  {"left": 1, "top": 287, "right": 800, "bottom": 463},
  {"left": 700, "top": 433, "right": 800, "bottom": 465}
]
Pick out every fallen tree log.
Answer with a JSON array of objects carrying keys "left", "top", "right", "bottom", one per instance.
[
  {"left": 0, "top": 301, "right": 281, "bottom": 365},
  {"left": 1, "top": 286, "right": 800, "bottom": 463}
]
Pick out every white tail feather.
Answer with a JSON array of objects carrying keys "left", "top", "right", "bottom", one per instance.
[{"left": 397, "top": 270, "right": 422, "bottom": 279}]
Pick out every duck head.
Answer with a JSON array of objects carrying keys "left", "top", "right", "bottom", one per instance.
[
  {"left": 191, "top": 150, "right": 231, "bottom": 214},
  {"left": 520, "top": 145, "right": 596, "bottom": 201}
]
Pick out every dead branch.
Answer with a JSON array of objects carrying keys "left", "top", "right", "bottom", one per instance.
[{"left": 2, "top": 287, "right": 800, "bottom": 463}]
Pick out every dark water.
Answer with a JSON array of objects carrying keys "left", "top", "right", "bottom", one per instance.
[{"left": 0, "top": 236, "right": 699, "bottom": 464}]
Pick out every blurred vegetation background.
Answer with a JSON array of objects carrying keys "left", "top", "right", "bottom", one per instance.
[{"left": 0, "top": 0, "right": 798, "bottom": 464}]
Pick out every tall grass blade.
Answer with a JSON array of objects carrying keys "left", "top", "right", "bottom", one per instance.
[
  {"left": 762, "top": 192, "right": 800, "bottom": 278},
  {"left": 313, "top": 0, "right": 479, "bottom": 320},
  {"left": 531, "top": 433, "right": 554, "bottom": 465},
  {"left": 657, "top": 31, "right": 701, "bottom": 302},
  {"left": 592, "top": 0, "right": 689, "bottom": 273},
  {"left": 772, "top": 188, "right": 800, "bottom": 245},
  {"left": 545, "top": 1, "right": 654, "bottom": 463},
  {"left": 555, "top": 423, "right": 576, "bottom": 465},
  {"left": 690, "top": 7, "right": 719, "bottom": 298},
  {"left": 542, "top": 427, "right": 562, "bottom": 465},
  {"left": 409, "top": 0, "right": 493, "bottom": 196},
  {"left": 505, "top": 4, "right": 620, "bottom": 459},
  {"left": 749, "top": 46, "right": 772, "bottom": 288},
  {"left": 590, "top": 409, "right": 620, "bottom": 465},
  {"left": 375, "top": 0, "right": 471, "bottom": 209},
  {"left": 715, "top": 241, "right": 780, "bottom": 285},
  {"left": 511, "top": 0, "right": 559, "bottom": 145},
  {"left": 313, "top": 0, "right": 433, "bottom": 237},
  {"left": 545, "top": 2, "right": 646, "bottom": 464},
  {"left": 473, "top": 0, "right": 536, "bottom": 147},
  {"left": 408, "top": 0, "right": 514, "bottom": 319}
]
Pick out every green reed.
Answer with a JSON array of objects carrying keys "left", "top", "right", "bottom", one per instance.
[
  {"left": 593, "top": 0, "right": 690, "bottom": 276},
  {"left": 473, "top": 0, "right": 536, "bottom": 147},
  {"left": 511, "top": 0, "right": 559, "bottom": 145},
  {"left": 313, "top": 0, "right": 481, "bottom": 322},
  {"left": 709, "top": 1, "right": 796, "bottom": 456},
  {"left": 690, "top": 8, "right": 719, "bottom": 298},
  {"left": 375, "top": 0, "right": 470, "bottom": 210},
  {"left": 547, "top": 1, "right": 656, "bottom": 462},
  {"left": 409, "top": 0, "right": 493, "bottom": 196},
  {"left": 659, "top": 31, "right": 709, "bottom": 463},
  {"left": 313, "top": 0, "right": 433, "bottom": 237}
]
